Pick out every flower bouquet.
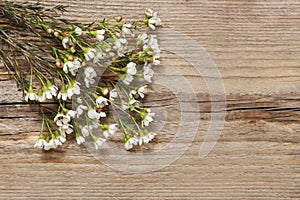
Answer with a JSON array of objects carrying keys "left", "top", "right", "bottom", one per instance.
[{"left": 0, "top": 2, "right": 161, "bottom": 151}]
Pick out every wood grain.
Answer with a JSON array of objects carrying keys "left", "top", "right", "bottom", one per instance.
[{"left": 0, "top": 0, "right": 300, "bottom": 199}]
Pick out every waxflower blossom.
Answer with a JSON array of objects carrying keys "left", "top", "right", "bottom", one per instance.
[
  {"left": 74, "top": 27, "right": 83, "bottom": 36},
  {"left": 63, "top": 57, "right": 82, "bottom": 76},
  {"left": 34, "top": 138, "right": 45, "bottom": 149},
  {"left": 57, "top": 85, "right": 68, "bottom": 101},
  {"left": 37, "top": 87, "right": 45, "bottom": 102},
  {"left": 62, "top": 37, "right": 70, "bottom": 49},
  {"left": 42, "top": 86, "right": 53, "bottom": 100},
  {"left": 76, "top": 133, "right": 85, "bottom": 145},
  {"left": 108, "top": 89, "right": 118, "bottom": 102},
  {"left": 124, "top": 136, "right": 139, "bottom": 150},
  {"left": 76, "top": 104, "right": 88, "bottom": 116},
  {"left": 94, "top": 137, "right": 106, "bottom": 150},
  {"left": 129, "top": 85, "right": 147, "bottom": 99},
  {"left": 126, "top": 62, "right": 137, "bottom": 75},
  {"left": 84, "top": 48, "right": 97, "bottom": 61},
  {"left": 145, "top": 9, "right": 161, "bottom": 30},
  {"left": 101, "top": 124, "right": 118, "bottom": 138},
  {"left": 92, "top": 29, "right": 105, "bottom": 41},
  {"left": 59, "top": 124, "right": 73, "bottom": 137},
  {"left": 54, "top": 113, "right": 71, "bottom": 127},
  {"left": 122, "top": 24, "right": 132, "bottom": 35},
  {"left": 123, "top": 73, "right": 134, "bottom": 85},
  {"left": 81, "top": 125, "right": 92, "bottom": 137},
  {"left": 84, "top": 67, "right": 97, "bottom": 88},
  {"left": 87, "top": 108, "right": 106, "bottom": 120},
  {"left": 143, "top": 64, "right": 154, "bottom": 82},
  {"left": 142, "top": 109, "right": 155, "bottom": 127},
  {"left": 139, "top": 132, "right": 156, "bottom": 145},
  {"left": 96, "top": 96, "right": 109, "bottom": 108},
  {"left": 25, "top": 86, "right": 37, "bottom": 102},
  {"left": 46, "top": 81, "right": 58, "bottom": 97}
]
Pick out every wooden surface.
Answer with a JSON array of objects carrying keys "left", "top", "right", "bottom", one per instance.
[{"left": 1, "top": 0, "right": 300, "bottom": 199}]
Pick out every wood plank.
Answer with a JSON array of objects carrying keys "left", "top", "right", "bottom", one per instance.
[{"left": 0, "top": 0, "right": 299, "bottom": 199}]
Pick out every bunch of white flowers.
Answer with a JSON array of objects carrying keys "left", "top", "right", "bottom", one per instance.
[{"left": 0, "top": 2, "right": 161, "bottom": 151}]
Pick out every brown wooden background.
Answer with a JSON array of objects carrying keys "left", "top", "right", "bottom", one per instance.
[{"left": 0, "top": 0, "right": 300, "bottom": 199}]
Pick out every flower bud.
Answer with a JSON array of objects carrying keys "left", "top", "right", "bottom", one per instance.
[
  {"left": 70, "top": 46, "right": 76, "bottom": 53},
  {"left": 56, "top": 60, "right": 62, "bottom": 68},
  {"left": 116, "top": 16, "right": 122, "bottom": 22},
  {"left": 68, "top": 55, "right": 74, "bottom": 61},
  {"left": 47, "top": 28, "right": 53, "bottom": 34},
  {"left": 53, "top": 31, "right": 60, "bottom": 37}
]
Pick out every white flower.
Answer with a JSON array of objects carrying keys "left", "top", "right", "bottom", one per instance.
[
  {"left": 87, "top": 109, "right": 106, "bottom": 120},
  {"left": 145, "top": 9, "right": 161, "bottom": 30},
  {"left": 37, "top": 93, "right": 45, "bottom": 102},
  {"left": 115, "top": 38, "right": 127, "bottom": 56},
  {"left": 129, "top": 98, "right": 139, "bottom": 106},
  {"left": 123, "top": 74, "right": 134, "bottom": 85},
  {"left": 25, "top": 87, "right": 37, "bottom": 102},
  {"left": 43, "top": 87, "right": 53, "bottom": 100},
  {"left": 141, "top": 132, "right": 156, "bottom": 144},
  {"left": 63, "top": 61, "right": 74, "bottom": 73},
  {"left": 54, "top": 113, "right": 71, "bottom": 126},
  {"left": 66, "top": 87, "right": 74, "bottom": 99},
  {"left": 143, "top": 64, "right": 154, "bottom": 82},
  {"left": 153, "top": 54, "right": 160, "bottom": 65},
  {"left": 46, "top": 139, "right": 57, "bottom": 150},
  {"left": 121, "top": 103, "right": 129, "bottom": 111},
  {"left": 94, "top": 137, "right": 106, "bottom": 150},
  {"left": 129, "top": 85, "right": 147, "bottom": 99},
  {"left": 93, "top": 52, "right": 103, "bottom": 64},
  {"left": 102, "top": 124, "right": 118, "bottom": 138},
  {"left": 59, "top": 124, "right": 73, "bottom": 136},
  {"left": 66, "top": 81, "right": 81, "bottom": 99},
  {"left": 76, "top": 104, "right": 88, "bottom": 116},
  {"left": 57, "top": 136, "right": 66, "bottom": 143},
  {"left": 109, "top": 89, "right": 118, "bottom": 101},
  {"left": 34, "top": 139, "right": 45, "bottom": 149},
  {"left": 48, "top": 84, "right": 58, "bottom": 97},
  {"left": 74, "top": 27, "right": 83, "bottom": 36},
  {"left": 124, "top": 137, "right": 138, "bottom": 150},
  {"left": 84, "top": 67, "right": 97, "bottom": 88},
  {"left": 73, "top": 81, "right": 81, "bottom": 95},
  {"left": 76, "top": 135, "right": 85, "bottom": 145},
  {"left": 145, "top": 8, "right": 154, "bottom": 17},
  {"left": 77, "top": 97, "right": 83, "bottom": 104},
  {"left": 115, "top": 38, "right": 127, "bottom": 49},
  {"left": 149, "top": 17, "right": 161, "bottom": 30},
  {"left": 124, "top": 140, "right": 133, "bottom": 150},
  {"left": 122, "top": 23, "right": 132, "bottom": 35},
  {"left": 84, "top": 48, "right": 96, "bottom": 61},
  {"left": 43, "top": 141, "right": 52, "bottom": 150},
  {"left": 81, "top": 125, "right": 91, "bottom": 137},
  {"left": 142, "top": 109, "right": 155, "bottom": 127},
  {"left": 66, "top": 110, "right": 77, "bottom": 118},
  {"left": 137, "top": 33, "right": 148, "bottom": 45},
  {"left": 62, "top": 37, "right": 70, "bottom": 49},
  {"left": 53, "top": 138, "right": 62, "bottom": 147},
  {"left": 144, "top": 35, "right": 160, "bottom": 54},
  {"left": 101, "top": 88, "right": 109, "bottom": 96},
  {"left": 63, "top": 58, "right": 82, "bottom": 76},
  {"left": 96, "top": 96, "right": 108, "bottom": 108},
  {"left": 57, "top": 88, "right": 68, "bottom": 101},
  {"left": 43, "top": 142, "right": 50, "bottom": 150},
  {"left": 96, "top": 29, "right": 105, "bottom": 41},
  {"left": 126, "top": 62, "right": 137, "bottom": 75}
]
